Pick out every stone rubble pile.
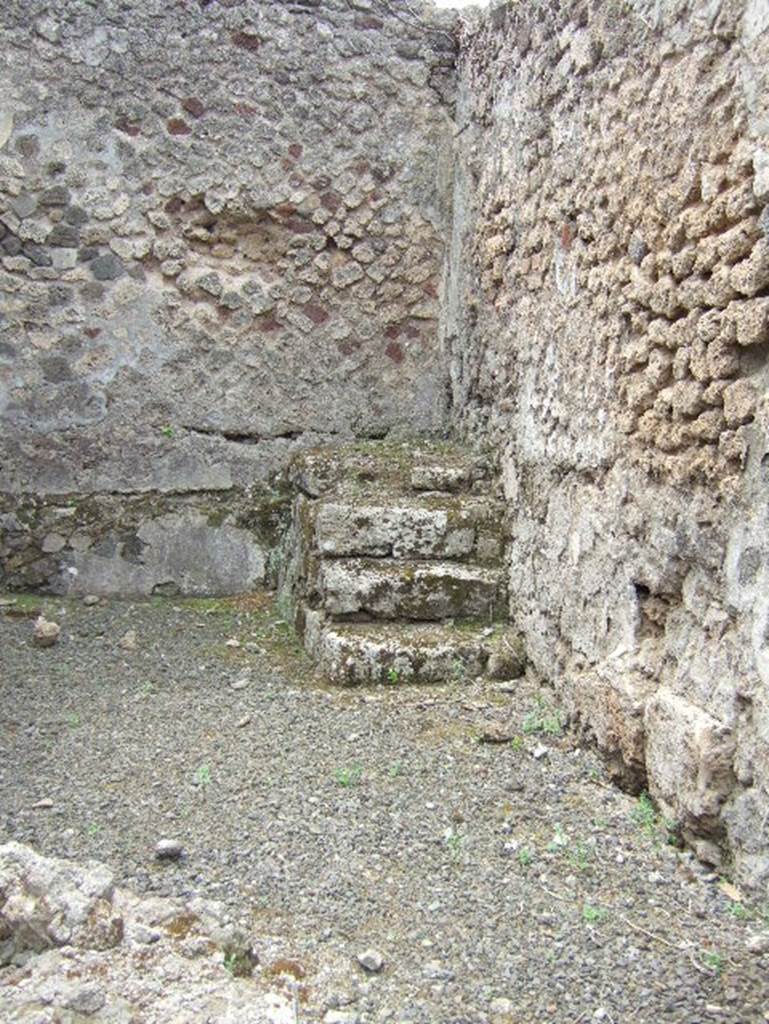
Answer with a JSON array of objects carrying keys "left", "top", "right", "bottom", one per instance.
[{"left": 0, "top": 841, "right": 293, "bottom": 1023}]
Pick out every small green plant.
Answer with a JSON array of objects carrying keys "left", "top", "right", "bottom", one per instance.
[
  {"left": 567, "top": 841, "right": 593, "bottom": 872},
  {"left": 222, "top": 948, "right": 254, "bottom": 978},
  {"left": 444, "top": 827, "right": 465, "bottom": 863},
  {"left": 386, "top": 667, "right": 401, "bottom": 685},
  {"left": 521, "top": 695, "right": 562, "bottom": 737},
  {"left": 335, "top": 764, "right": 362, "bottom": 787},
  {"left": 632, "top": 791, "right": 659, "bottom": 838},
  {"left": 727, "top": 901, "right": 749, "bottom": 920},
  {"left": 582, "top": 903, "right": 606, "bottom": 924},
  {"left": 517, "top": 847, "right": 534, "bottom": 868},
  {"left": 631, "top": 792, "right": 680, "bottom": 846},
  {"left": 547, "top": 823, "right": 568, "bottom": 853},
  {"left": 388, "top": 761, "right": 404, "bottom": 779},
  {"left": 511, "top": 735, "right": 523, "bottom": 751},
  {"left": 67, "top": 712, "right": 81, "bottom": 727},
  {"left": 703, "top": 951, "right": 724, "bottom": 975},
  {"left": 195, "top": 764, "right": 212, "bottom": 788},
  {"left": 86, "top": 822, "right": 102, "bottom": 838},
  {"left": 450, "top": 658, "right": 466, "bottom": 682},
  {"left": 160, "top": 424, "right": 175, "bottom": 438}
]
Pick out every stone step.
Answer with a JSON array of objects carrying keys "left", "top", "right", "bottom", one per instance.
[
  {"left": 303, "top": 612, "right": 524, "bottom": 685},
  {"left": 313, "top": 495, "right": 504, "bottom": 564},
  {"left": 319, "top": 558, "right": 506, "bottom": 622},
  {"left": 288, "top": 441, "right": 493, "bottom": 500}
]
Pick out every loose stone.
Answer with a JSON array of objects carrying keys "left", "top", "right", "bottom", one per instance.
[
  {"left": 119, "top": 630, "right": 137, "bottom": 651},
  {"left": 356, "top": 949, "right": 385, "bottom": 973},
  {"left": 746, "top": 932, "right": 769, "bottom": 954},
  {"left": 33, "top": 615, "right": 60, "bottom": 648},
  {"left": 155, "top": 839, "right": 184, "bottom": 861}
]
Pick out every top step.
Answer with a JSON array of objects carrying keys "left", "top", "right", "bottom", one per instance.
[{"left": 287, "top": 441, "right": 495, "bottom": 500}]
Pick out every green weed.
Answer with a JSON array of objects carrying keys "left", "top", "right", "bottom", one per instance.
[
  {"left": 517, "top": 847, "right": 534, "bottom": 868},
  {"left": 582, "top": 903, "right": 606, "bottom": 924},
  {"left": 521, "top": 695, "right": 562, "bottom": 737},
  {"left": 703, "top": 951, "right": 724, "bottom": 975},
  {"left": 631, "top": 792, "right": 680, "bottom": 846},
  {"left": 195, "top": 764, "right": 212, "bottom": 788},
  {"left": 444, "top": 827, "right": 465, "bottom": 863},
  {"left": 547, "top": 823, "right": 568, "bottom": 853},
  {"left": 451, "top": 658, "right": 466, "bottom": 682},
  {"left": 727, "top": 901, "right": 749, "bottom": 920},
  {"left": 567, "top": 841, "right": 593, "bottom": 872},
  {"left": 335, "top": 764, "right": 362, "bottom": 787}
]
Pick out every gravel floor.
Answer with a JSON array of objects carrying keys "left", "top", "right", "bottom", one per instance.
[{"left": 2, "top": 591, "right": 769, "bottom": 1024}]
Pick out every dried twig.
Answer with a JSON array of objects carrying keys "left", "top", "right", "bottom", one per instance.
[{"left": 620, "top": 915, "right": 681, "bottom": 951}]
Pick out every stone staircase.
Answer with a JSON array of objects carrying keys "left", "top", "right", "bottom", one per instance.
[{"left": 278, "top": 441, "right": 523, "bottom": 685}]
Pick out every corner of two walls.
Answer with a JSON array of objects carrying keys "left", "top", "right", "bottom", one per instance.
[
  {"left": 0, "top": 0, "right": 456, "bottom": 597},
  {"left": 447, "top": 0, "right": 769, "bottom": 890}
]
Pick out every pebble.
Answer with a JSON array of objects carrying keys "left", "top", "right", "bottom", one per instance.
[
  {"left": 356, "top": 949, "right": 385, "bottom": 973},
  {"left": 324, "top": 1012, "right": 359, "bottom": 1024},
  {"left": 231, "top": 678, "right": 249, "bottom": 691},
  {"left": 32, "top": 798, "right": 54, "bottom": 809},
  {"left": 479, "top": 724, "right": 514, "bottom": 744},
  {"left": 155, "top": 839, "right": 184, "bottom": 861},
  {"left": 746, "top": 932, "right": 769, "bottom": 954},
  {"left": 119, "top": 629, "right": 137, "bottom": 651},
  {"left": 83, "top": 594, "right": 100, "bottom": 606},
  {"left": 225, "top": 637, "right": 241, "bottom": 648},
  {"left": 63, "top": 984, "right": 106, "bottom": 1015},
  {"left": 33, "top": 615, "right": 60, "bottom": 648},
  {"left": 532, "top": 743, "right": 549, "bottom": 760},
  {"left": 422, "top": 960, "right": 454, "bottom": 981},
  {"left": 132, "top": 923, "right": 162, "bottom": 944},
  {"left": 490, "top": 997, "right": 514, "bottom": 1015},
  {"left": 236, "top": 715, "right": 251, "bottom": 728}
]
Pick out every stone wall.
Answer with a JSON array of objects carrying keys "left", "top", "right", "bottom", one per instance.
[
  {"left": 448, "top": 0, "right": 769, "bottom": 889},
  {"left": 0, "top": 0, "right": 455, "bottom": 594}
]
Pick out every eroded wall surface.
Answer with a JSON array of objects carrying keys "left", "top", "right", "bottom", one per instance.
[
  {"left": 449, "top": 0, "right": 769, "bottom": 888},
  {"left": 0, "top": 0, "right": 455, "bottom": 594}
]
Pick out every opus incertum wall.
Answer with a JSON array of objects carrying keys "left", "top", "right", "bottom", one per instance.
[
  {"left": 0, "top": 0, "right": 455, "bottom": 595},
  {"left": 447, "top": 0, "right": 769, "bottom": 890}
]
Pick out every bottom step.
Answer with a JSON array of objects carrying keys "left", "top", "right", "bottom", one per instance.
[{"left": 304, "top": 611, "right": 524, "bottom": 686}]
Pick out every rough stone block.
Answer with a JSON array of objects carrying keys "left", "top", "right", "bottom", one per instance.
[
  {"left": 320, "top": 559, "right": 505, "bottom": 622},
  {"left": 645, "top": 690, "right": 736, "bottom": 829}
]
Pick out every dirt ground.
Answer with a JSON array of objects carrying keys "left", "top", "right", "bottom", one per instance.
[{"left": 2, "top": 591, "right": 768, "bottom": 1023}]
